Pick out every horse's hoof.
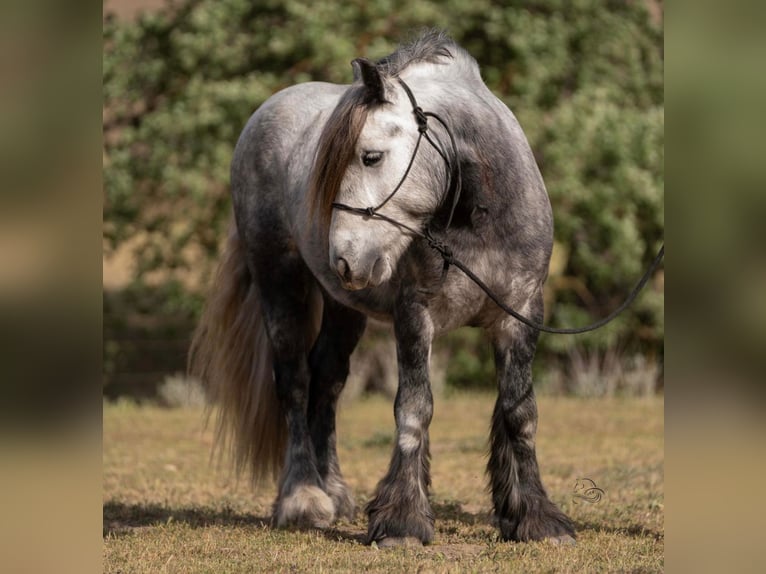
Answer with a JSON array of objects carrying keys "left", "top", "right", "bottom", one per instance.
[
  {"left": 376, "top": 536, "right": 423, "bottom": 548},
  {"left": 324, "top": 475, "right": 356, "bottom": 521},
  {"left": 275, "top": 484, "right": 335, "bottom": 529},
  {"left": 547, "top": 534, "right": 576, "bottom": 546}
]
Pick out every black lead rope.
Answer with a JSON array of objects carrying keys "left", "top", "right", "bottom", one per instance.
[
  {"left": 332, "top": 78, "right": 665, "bottom": 335},
  {"left": 441, "top": 243, "right": 665, "bottom": 335}
]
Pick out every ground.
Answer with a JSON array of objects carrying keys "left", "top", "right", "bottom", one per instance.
[{"left": 103, "top": 392, "right": 663, "bottom": 573}]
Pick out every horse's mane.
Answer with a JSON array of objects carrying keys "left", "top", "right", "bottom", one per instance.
[
  {"left": 309, "top": 30, "right": 471, "bottom": 228},
  {"left": 375, "top": 29, "right": 456, "bottom": 77}
]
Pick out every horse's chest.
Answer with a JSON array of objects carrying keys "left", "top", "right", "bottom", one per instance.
[{"left": 426, "top": 251, "right": 535, "bottom": 334}]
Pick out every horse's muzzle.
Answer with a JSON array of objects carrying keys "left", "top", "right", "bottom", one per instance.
[
  {"left": 332, "top": 253, "right": 389, "bottom": 290},
  {"left": 335, "top": 256, "right": 354, "bottom": 285}
]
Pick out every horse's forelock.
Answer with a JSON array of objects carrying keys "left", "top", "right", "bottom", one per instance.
[{"left": 309, "top": 86, "right": 373, "bottom": 230}]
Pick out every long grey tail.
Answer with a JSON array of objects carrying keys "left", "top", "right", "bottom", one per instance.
[{"left": 188, "top": 223, "right": 286, "bottom": 485}]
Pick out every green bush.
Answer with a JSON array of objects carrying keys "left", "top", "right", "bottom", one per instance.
[{"left": 103, "top": 0, "right": 664, "bottom": 390}]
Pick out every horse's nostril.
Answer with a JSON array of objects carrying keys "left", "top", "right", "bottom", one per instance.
[{"left": 335, "top": 257, "right": 352, "bottom": 283}]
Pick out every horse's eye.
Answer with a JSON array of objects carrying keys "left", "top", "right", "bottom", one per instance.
[{"left": 362, "top": 151, "right": 383, "bottom": 167}]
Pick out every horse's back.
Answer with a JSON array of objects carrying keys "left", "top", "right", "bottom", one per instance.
[
  {"left": 230, "top": 82, "right": 345, "bottom": 244},
  {"left": 232, "top": 81, "right": 344, "bottom": 186}
]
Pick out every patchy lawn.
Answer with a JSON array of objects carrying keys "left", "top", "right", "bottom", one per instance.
[{"left": 104, "top": 393, "right": 663, "bottom": 572}]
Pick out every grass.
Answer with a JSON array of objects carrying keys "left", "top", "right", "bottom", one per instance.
[{"left": 103, "top": 393, "right": 663, "bottom": 572}]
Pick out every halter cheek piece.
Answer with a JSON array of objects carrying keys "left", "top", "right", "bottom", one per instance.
[{"left": 330, "top": 78, "right": 665, "bottom": 335}]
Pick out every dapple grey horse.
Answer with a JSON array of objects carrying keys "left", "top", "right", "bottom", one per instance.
[{"left": 191, "top": 30, "right": 575, "bottom": 546}]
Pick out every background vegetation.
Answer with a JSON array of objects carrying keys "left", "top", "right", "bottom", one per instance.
[{"left": 103, "top": 0, "right": 664, "bottom": 398}]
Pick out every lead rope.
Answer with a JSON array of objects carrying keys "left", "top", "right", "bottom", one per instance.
[{"left": 332, "top": 78, "right": 665, "bottom": 335}]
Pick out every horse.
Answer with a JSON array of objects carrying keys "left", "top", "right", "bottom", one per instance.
[{"left": 190, "top": 30, "right": 575, "bottom": 546}]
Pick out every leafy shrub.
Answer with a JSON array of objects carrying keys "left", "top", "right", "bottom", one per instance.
[{"left": 103, "top": 0, "right": 664, "bottom": 392}]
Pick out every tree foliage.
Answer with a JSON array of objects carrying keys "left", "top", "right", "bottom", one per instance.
[{"left": 103, "top": 0, "right": 664, "bottom": 383}]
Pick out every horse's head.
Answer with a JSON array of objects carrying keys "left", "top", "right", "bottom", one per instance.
[{"left": 310, "top": 58, "right": 447, "bottom": 290}]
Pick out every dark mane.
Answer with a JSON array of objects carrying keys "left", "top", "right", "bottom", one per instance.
[
  {"left": 375, "top": 29, "right": 455, "bottom": 77},
  {"left": 309, "top": 30, "right": 457, "bottom": 228}
]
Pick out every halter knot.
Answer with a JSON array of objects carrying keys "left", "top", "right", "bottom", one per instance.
[
  {"left": 413, "top": 107, "right": 428, "bottom": 133},
  {"left": 424, "top": 229, "right": 452, "bottom": 260},
  {"left": 364, "top": 207, "right": 376, "bottom": 217}
]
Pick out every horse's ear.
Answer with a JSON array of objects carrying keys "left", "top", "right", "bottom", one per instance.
[{"left": 351, "top": 58, "right": 385, "bottom": 102}]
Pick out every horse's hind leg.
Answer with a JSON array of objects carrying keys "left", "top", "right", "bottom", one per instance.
[
  {"left": 307, "top": 296, "right": 367, "bottom": 520},
  {"left": 488, "top": 291, "right": 575, "bottom": 543},
  {"left": 255, "top": 256, "right": 335, "bottom": 529}
]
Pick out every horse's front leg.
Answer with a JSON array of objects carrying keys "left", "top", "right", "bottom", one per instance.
[
  {"left": 365, "top": 298, "right": 434, "bottom": 546},
  {"left": 488, "top": 291, "right": 575, "bottom": 543}
]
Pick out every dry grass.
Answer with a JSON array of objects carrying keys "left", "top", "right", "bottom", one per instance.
[{"left": 103, "top": 393, "right": 663, "bottom": 572}]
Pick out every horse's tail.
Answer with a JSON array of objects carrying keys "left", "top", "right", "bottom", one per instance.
[{"left": 188, "top": 223, "right": 289, "bottom": 486}]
